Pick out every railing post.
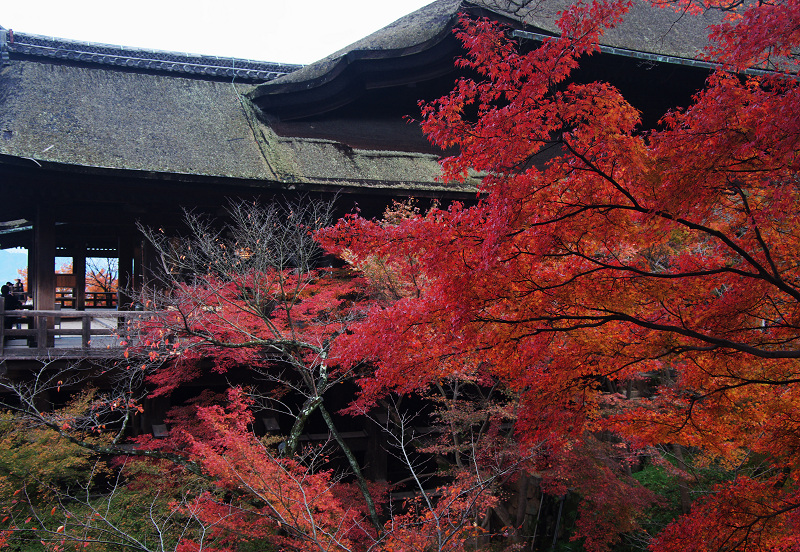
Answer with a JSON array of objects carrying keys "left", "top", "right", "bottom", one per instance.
[
  {"left": 82, "top": 313, "right": 92, "bottom": 348},
  {"left": 37, "top": 315, "right": 48, "bottom": 353}
]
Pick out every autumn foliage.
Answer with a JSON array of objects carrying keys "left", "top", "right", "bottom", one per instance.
[
  {"left": 319, "top": 0, "right": 800, "bottom": 550},
  {"left": 114, "top": 200, "right": 502, "bottom": 552},
  {"left": 4, "top": 1, "right": 800, "bottom": 551}
]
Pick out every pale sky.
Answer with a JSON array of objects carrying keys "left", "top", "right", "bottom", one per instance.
[{"left": 2, "top": 0, "right": 435, "bottom": 65}]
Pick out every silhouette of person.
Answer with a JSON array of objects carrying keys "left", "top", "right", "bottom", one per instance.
[{"left": 1, "top": 284, "right": 22, "bottom": 330}]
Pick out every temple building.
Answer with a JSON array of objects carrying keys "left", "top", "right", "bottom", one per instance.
[{"left": 0, "top": 0, "right": 718, "bottom": 356}]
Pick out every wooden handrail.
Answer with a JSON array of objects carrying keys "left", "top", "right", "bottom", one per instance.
[
  {"left": 55, "top": 291, "right": 117, "bottom": 309},
  {"left": 0, "top": 300, "right": 148, "bottom": 359}
]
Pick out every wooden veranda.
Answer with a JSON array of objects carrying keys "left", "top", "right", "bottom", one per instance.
[{"left": 0, "top": 300, "right": 143, "bottom": 360}]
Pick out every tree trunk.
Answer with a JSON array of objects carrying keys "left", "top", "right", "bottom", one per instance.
[
  {"left": 672, "top": 443, "right": 692, "bottom": 514},
  {"left": 284, "top": 395, "right": 321, "bottom": 455},
  {"left": 318, "top": 403, "right": 383, "bottom": 534}
]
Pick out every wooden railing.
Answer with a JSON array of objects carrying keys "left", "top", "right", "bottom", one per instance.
[
  {"left": 55, "top": 291, "right": 117, "bottom": 309},
  {"left": 0, "top": 304, "right": 145, "bottom": 360}
]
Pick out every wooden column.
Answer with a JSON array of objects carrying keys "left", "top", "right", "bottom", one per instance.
[
  {"left": 26, "top": 244, "right": 34, "bottom": 303},
  {"left": 33, "top": 207, "right": 56, "bottom": 346},
  {"left": 118, "top": 237, "right": 134, "bottom": 310},
  {"left": 74, "top": 247, "right": 86, "bottom": 311},
  {"left": 33, "top": 208, "right": 56, "bottom": 311},
  {"left": 365, "top": 409, "right": 389, "bottom": 482},
  {"left": 139, "top": 238, "right": 157, "bottom": 288},
  {"left": 133, "top": 241, "right": 144, "bottom": 291}
]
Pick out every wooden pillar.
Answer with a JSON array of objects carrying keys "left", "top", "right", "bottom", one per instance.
[
  {"left": 33, "top": 208, "right": 56, "bottom": 311},
  {"left": 140, "top": 238, "right": 157, "bottom": 288},
  {"left": 365, "top": 409, "right": 389, "bottom": 482},
  {"left": 74, "top": 247, "right": 86, "bottom": 311},
  {"left": 118, "top": 237, "right": 134, "bottom": 310},
  {"left": 133, "top": 241, "right": 144, "bottom": 291},
  {"left": 26, "top": 245, "right": 34, "bottom": 304},
  {"left": 33, "top": 207, "right": 55, "bottom": 346},
  {"left": 0, "top": 296, "right": 6, "bottom": 350}
]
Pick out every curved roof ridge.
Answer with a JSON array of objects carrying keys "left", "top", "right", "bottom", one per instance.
[
  {"left": 252, "top": 0, "right": 721, "bottom": 96},
  {"left": 1, "top": 27, "right": 301, "bottom": 82},
  {"left": 252, "top": 0, "right": 462, "bottom": 92}
]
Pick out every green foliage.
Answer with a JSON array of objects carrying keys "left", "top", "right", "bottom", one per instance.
[
  {"left": 622, "top": 453, "right": 733, "bottom": 551},
  {"left": 631, "top": 463, "right": 684, "bottom": 536},
  {"left": 0, "top": 411, "right": 99, "bottom": 499},
  {"left": 0, "top": 411, "right": 102, "bottom": 551}
]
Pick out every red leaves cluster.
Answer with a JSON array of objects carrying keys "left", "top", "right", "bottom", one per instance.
[
  {"left": 134, "top": 267, "right": 366, "bottom": 397},
  {"left": 319, "top": 1, "right": 800, "bottom": 549},
  {"left": 174, "top": 389, "right": 374, "bottom": 552},
  {"left": 132, "top": 388, "right": 378, "bottom": 552},
  {"left": 652, "top": 476, "right": 800, "bottom": 552},
  {"left": 380, "top": 474, "right": 497, "bottom": 552}
]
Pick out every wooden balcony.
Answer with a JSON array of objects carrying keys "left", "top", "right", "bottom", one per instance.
[
  {"left": 0, "top": 308, "right": 144, "bottom": 360},
  {"left": 56, "top": 290, "right": 117, "bottom": 309}
]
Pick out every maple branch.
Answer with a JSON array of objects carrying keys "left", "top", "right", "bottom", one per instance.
[
  {"left": 563, "top": 241, "right": 759, "bottom": 280},
  {"left": 641, "top": 209, "right": 800, "bottom": 302},
  {"left": 731, "top": 182, "right": 782, "bottom": 279},
  {"left": 561, "top": 137, "right": 643, "bottom": 210},
  {"left": 476, "top": 309, "right": 800, "bottom": 359},
  {"left": 558, "top": 197, "right": 800, "bottom": 305},
  {"left": 606, "top": 310, "right": 800, "bottom": 359},
  {"left": 712, "top": 498, "right": 800, "bottom": 552},
  {"left": 557, "top": 133, "right": 800, "bottom": 305}
]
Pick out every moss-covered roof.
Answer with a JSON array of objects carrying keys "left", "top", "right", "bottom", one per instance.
[
  {"left": 0, "top": 0, "right": 718, "bottom": 197},
  {"left": 0, "top": 60, "right": 275, "bottom": 178},
  {"left": 0, "top": 46, "right": 472, "bottom": 193}
]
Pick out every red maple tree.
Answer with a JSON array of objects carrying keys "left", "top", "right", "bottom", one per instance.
[
  {"left": 319, "top": 0, "right": 800, "bottom": 550},
  {"left": 5, "top": 1, "right": 800, "bottom": 550},
  {"left": 118, "top": 200, "right": 502, "bottom": 551}
]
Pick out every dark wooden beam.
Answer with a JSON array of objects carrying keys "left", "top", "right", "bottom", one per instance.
[
  {"left": 74, "top": 247, "right": 86, "bottom": 311},
  {"left": 118, "top": 236, "right": 134, "bottom": 310}
]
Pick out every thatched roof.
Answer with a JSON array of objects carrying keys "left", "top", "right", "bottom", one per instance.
[
  {"left": 0, "top": 0, "right": 719, "bottom": 197},
  {"left": 256, "top": 0, "right": 463, "bottom": 90},
  {"left": 490, "top": 0, "right": 720, "bottom": 60},
  {"left": 3, "top": 29, "right": 299, "bottom": 82},
  {"left": 0, "top": 28, "right": 475, "bottom": 195},
  {"left": 0, "top": 60, "right": 275, "bottom": 179}
]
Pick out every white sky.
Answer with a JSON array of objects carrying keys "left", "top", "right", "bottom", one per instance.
[{"left": 2, "top": 0, "right": 435, "bottom": 65}]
